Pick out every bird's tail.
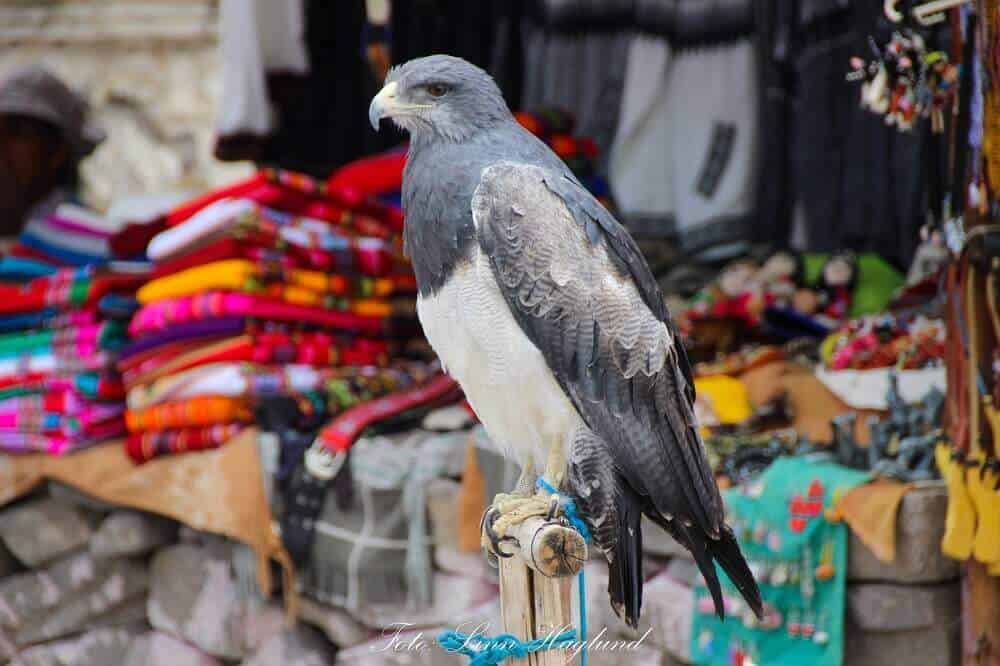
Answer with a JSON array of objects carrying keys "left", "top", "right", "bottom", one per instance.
[
  {"left": 648, "top": 514, "right": 763, "bottom": 621},
  {"left": 607, "top": 487, "right": 644, "bottom": 629},
  {"left": 692, "top": 524, "right": 763, "bottom": 620},
  {"left": 706, "top": 525, "right": 763, "bottom": 619}
]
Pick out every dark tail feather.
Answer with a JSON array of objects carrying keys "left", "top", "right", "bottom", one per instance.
[
  {"left": 667, "top": 518, "right": 726, "bottom": 619},
  {"left": 707, "top": 525, "right": 763, "bottom": 619},
  {"left": 607, "top": 488, "right": 644, "bottom": 628},
  {"left": 647, "top": 513, "right": 763, "bottom": 621}
]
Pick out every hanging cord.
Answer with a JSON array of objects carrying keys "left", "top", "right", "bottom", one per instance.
[
  {"left": 536, "top": 477, "right": 591, "bottom": 666},
  {"left": 437, "top": 477, "right": 591, "bottom": 665}
]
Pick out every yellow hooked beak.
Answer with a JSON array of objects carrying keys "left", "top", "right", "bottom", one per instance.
[
  {"left": 368, "top": 80, "right": 431, "bottom": 131},
  {"left": 369, "top": 81, "right": 398, "bottom": 130}
]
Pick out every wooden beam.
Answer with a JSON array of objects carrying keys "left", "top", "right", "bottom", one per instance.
[
  {"left": 497, "top": 518, "right": 588, "bottom": 665},
  {"left": 499, "top": 556, "right": 535, "bottom": 666},
  {"left": 533, "top": 573, "right": 574, "bottom": 666}
]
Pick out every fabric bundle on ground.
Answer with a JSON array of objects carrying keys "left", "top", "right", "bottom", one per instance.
[
  {"left": 0, "top": 208, "right": 139, "bottom": 455},
  {"left": 122, "top": 167, "right": 426, "bottom": 464}
]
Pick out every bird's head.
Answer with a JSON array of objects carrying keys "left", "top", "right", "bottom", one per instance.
[{"left": 369, "top": 55, "right": 510, "bottom": 143}]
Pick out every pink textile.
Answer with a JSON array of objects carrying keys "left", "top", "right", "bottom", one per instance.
[{"left": 129, "top": 291, "right": 389, "bottom": 338}]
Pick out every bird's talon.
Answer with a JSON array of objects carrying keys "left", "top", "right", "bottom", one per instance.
[
  {"left": 482, "top": 507, "right": 518, "bottom": 558},
  {"left": 546, "top": 495, "right": 561, "bottom": 521}
]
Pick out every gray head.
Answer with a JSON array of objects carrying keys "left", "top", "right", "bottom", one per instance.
[{"left": 369, "top": 55, "right": 511, "bottom": 143}]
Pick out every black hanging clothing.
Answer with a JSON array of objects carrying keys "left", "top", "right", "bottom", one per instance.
[
  {"left": 390, "top": 0, "right": 524, "bottom": 108},
  {"left": 215, "top": 0, "right": 399, "bottom": 175},
  {"left": 754, "top": 0, "right": 940, "bottom": 268},
  {"left": 267, "top": 0, "right": 398, "bottom": 175}
]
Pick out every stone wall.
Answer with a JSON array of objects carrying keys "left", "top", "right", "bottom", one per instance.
[{"left": 0, "top": 0, "right": 253, "bottom": 214}]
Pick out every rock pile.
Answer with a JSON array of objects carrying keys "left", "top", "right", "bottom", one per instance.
[{"left": 0, "top": 483, "right": 335, "bottom": 666}]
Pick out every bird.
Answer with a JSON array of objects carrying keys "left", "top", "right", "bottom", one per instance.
[{"left": 369, "top": 54, "right": 762, "bottom": 626}]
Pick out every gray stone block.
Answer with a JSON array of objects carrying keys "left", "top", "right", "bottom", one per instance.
[
  {"left": 147, "top": 544, "right": 284, "bottom": 660},
  {"left": 847, "top": 581, "right": 960, "bottom": 631},
  {"left": 16, "top": 622, "right": 145, "bottom": 666},
  {"left": 15, "top": 559, "right": 149, "bottom": 645},
  {"left": 90, "top": 510, "right": 177, "bottom": 559},
  {"left": 297, "top": 598, "right": 373, "bottom": 649},
  {"left": 88, "top": 594, "right": 150, "bottom": 630},
  {"left": 123, "top": 632, "right": 222, "bottom": 666},
  {"left": 47, "top": 482, "right": 119, "bottom": 514},
  {"left": 0, "top": 624, "right": 18, "bottom": 663},
  {"left": 0, "top": 498, "right": 93, "bottom": 567},
  {"left": 848, "top": 483, "right": 959, "bottom": 584},
  {"left": 0, "top": 540, "right": 20, "bottom": 580},
  {"left": 242, "top": 626, "right": 337, "bottom": 666},
  {"left": 0, "top": 551, "right": 106, "bottom": 630},
  {"left": 844, "top": 582, "right": 961, "bottom": 666}
]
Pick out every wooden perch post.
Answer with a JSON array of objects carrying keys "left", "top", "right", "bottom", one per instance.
[{"left": 498, "top": 518, "right": 588, "bottom": 666}]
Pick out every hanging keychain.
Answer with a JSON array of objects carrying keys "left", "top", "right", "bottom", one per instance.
[{"left": 848, "top": 29, "right": 959, "bottom": 132}]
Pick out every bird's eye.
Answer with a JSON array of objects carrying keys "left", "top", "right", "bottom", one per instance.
[{"left": 426, "top": 83, "right": 449, "bottom": 98}]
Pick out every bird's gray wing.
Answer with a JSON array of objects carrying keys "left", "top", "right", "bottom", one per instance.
[{"left": 474, "top": 161, "right": 722, "bottom": 539}]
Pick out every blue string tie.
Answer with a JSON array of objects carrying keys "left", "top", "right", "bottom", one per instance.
[{"left": 437, "top": 477, "right": 591, "bottom": 665}]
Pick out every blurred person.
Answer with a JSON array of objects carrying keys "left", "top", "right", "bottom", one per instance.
[{"left": 0, "top": 65, "right": 104, "bottom": 243}]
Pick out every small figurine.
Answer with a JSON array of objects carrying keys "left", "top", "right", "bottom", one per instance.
[
  {"left": 759, "top": 250, "right": 803, "bottom": 306},
  {"left": 818, "top": 251, "right": 858, "bottom": 324}
]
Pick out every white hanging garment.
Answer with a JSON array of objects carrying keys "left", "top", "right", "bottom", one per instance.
[{"left": 215, "top": 0, "right": 309, "bottom": 138}]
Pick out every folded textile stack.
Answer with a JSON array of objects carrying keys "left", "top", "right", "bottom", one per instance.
[
  {"left": 0, "top": 206, "right": 142, "bottom": 455},
  {"left": 120, "top": 168, "right": 427, "bottom": 463},
  {"left": 13, "top": 203, "right": 122, "bottom": 267}
]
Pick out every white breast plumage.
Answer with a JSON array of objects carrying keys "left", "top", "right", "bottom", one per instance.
[{"left": 416, "top": 249, "right": 581, "bottom": 469}]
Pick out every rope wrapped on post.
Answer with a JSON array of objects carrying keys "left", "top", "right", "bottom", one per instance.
[
  {"left": 437, "top": 477, "right": 591, "bottom": 665},
  {"left": 437, "top": 629, "right": 578, "bottom": 666}
]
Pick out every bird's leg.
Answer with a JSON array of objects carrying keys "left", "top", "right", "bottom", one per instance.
[
  {"left": 482, "top": 457, "right": 537, "bottom": 557},
  {"left": 482, "top": 442, "right": 570, "bottom": 558},
  {"left": 541, "top": 437, "right": 567, "bottom": 488}
]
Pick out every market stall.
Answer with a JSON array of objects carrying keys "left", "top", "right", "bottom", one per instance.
[{"left": 0, "top": 0, "right": 997, "bottom": 665}]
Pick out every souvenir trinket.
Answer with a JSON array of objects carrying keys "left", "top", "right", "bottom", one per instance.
[
  {"left": 753, "top": 520, "right": 768, "bottom": 544},
  {"left": 787, "top": 609, "right": 801, "bottom": 637},
  {"left": 760, "top": 604, "right": 783, "bottom": 631},
  {"left": 848, "top": 30, "right": 958, "bottom": 133},
  {"left": 801, "top": 611, "right": 816, "bottom": 639},
  {"left": 801, "top": 549, "right": 815, "bottom": 600},
  {"left": 825, "top": 488, "right": 846, "bottom": 522},
  {"left": 770, "top": 561, "right": 790, "bottom": 585},
  {"left": 815, "top": 541, "right": 836, "bottom": 581},
  {"left": 814, "top": 613, "right": 830, "bottom": 645}
]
